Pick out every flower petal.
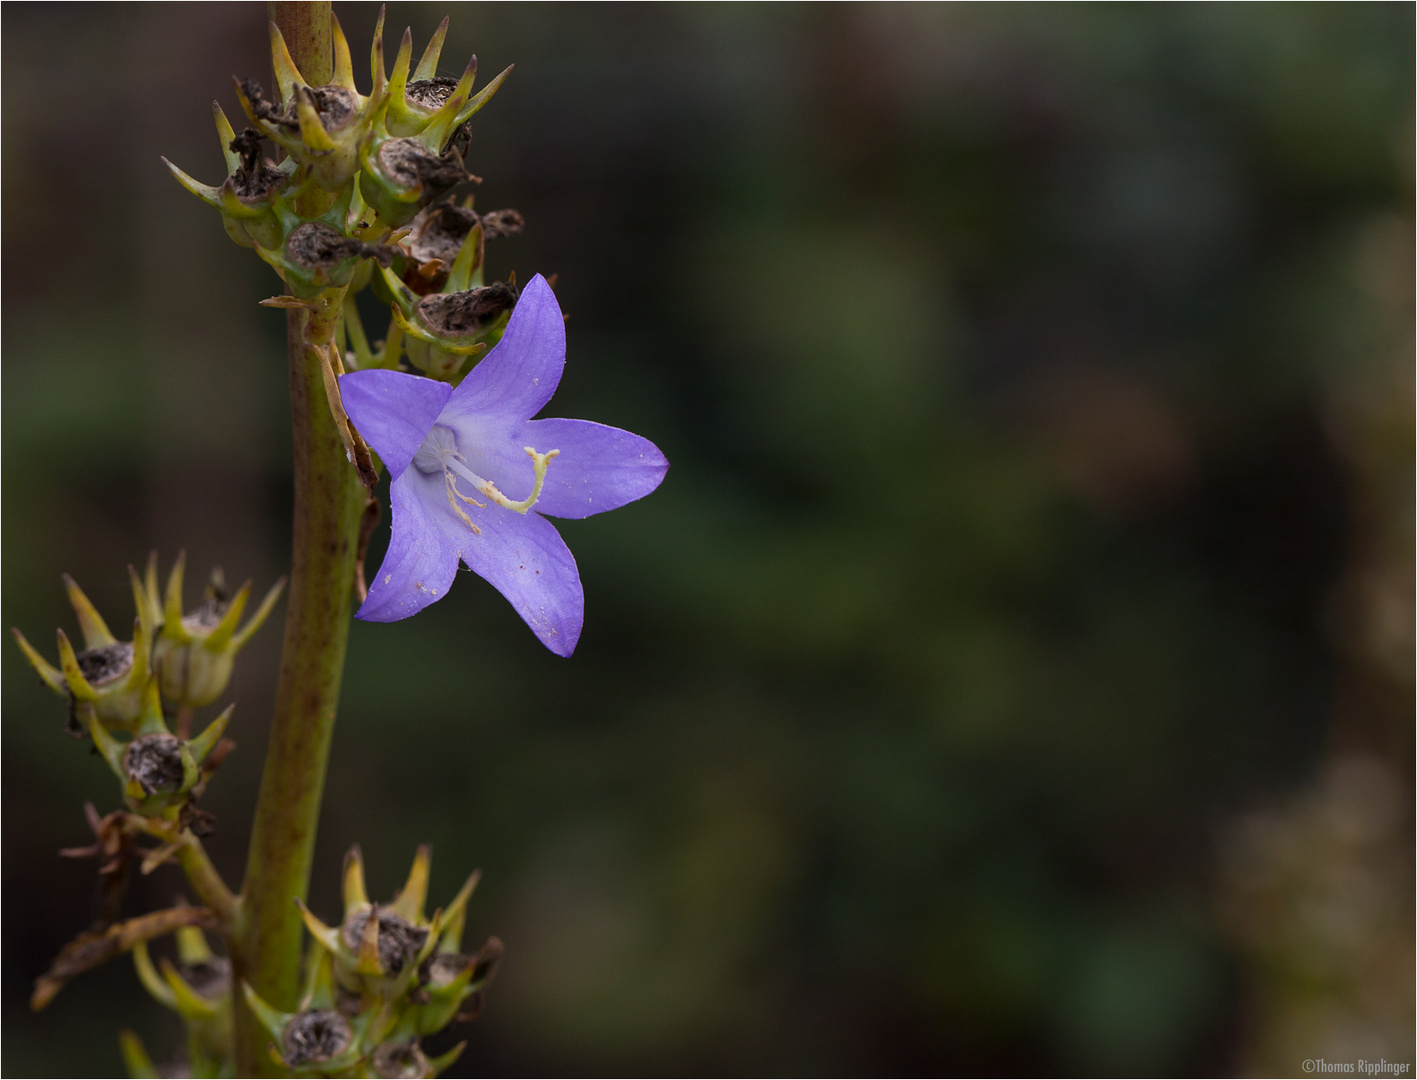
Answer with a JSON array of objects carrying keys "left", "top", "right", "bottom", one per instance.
[
  {"left": 341, "top": 369, "right": 453, "bottom": 480},
  {"left": 513, "top": 418, "right": 668, "bottom": 520},
  {"left": 441, "top": 274, "right": 565, "bottom": 426},
  {"left": 357, "top": 470, "right": 462, "bottom": 622},
  {"left": 460, "top": 508, "right": 583, "bottom": 657}
]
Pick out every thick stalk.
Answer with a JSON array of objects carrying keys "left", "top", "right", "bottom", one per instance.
[
  {"left": 233, "top": 296, "right": 364, "bottom": 1073},
  {"left": 269, "top": 2, "right": 332, "bottom": 86},
  {"left": 231, "top": 7, "right": 358, "bottom": 1073}
]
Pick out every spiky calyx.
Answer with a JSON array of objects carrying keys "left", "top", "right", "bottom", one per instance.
[
  {"left": 143, "top": 553, "right": 286, "bottom": 710},
  {"left": 242, "top": 845, "right": 498, "bottom": 1076}
]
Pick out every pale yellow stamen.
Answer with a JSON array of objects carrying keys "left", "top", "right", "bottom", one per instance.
[
  {"left": 442, "top": 445, "right": 558, "bottom": 527},
  {"left": 445, "top": 447, "right": 559, "bottom": 515},
  {"left": 444, "top": 473, "right": 484, "bottom": 533},
  {"left": 415, "top": 425, "right": 558, "bottom": 530}
]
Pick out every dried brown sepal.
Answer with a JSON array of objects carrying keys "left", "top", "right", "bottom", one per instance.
[
  {"left": 377, "top": 139, "right": 469, "bottom": 192},
  {"left": 178, "top": 803, "right": 218, "bottom": 838},
  {"left": 354, "top": 495, "right": 383, "bottom": 603},
  {"left": 239, "top": 77, "right": 286, "bottom": 126},
  {"left": 228, "top": 128, "right": 284, "bottom": 200},
  {"left": 407, "top": 205, "right": 477, "bottom": 266},
  {"left": 286, "top": 222, "right": 398, "bottom": 271},
  {"left": 199, "top": 736, "right": 238, "bottom": 780},
  {"left": 467, "top": 935, "right": 503, "bottom": 988},
  {"left": 403, "top": 206, "right": 523, "bottom": 295},
  {"left": 58, "top": 803, "right": 137, "bottom": 932},
  {"left": 479, "top": 209, "right": 524, "bottom": 240},
  {"left": 416, "top": 282, "right": 518, "bottom": 338},
  {"left": 238, "top": 77, "right": 356, "bottom": 134},
  {"left": 455, "top": 990, "right": 486, "bottom": 1024},
  {"left": 313, "top": 343, "right": 380, "bottom": 493},
  {"left": 31, "top": 905, "right": 217, "bottom": 1011}
]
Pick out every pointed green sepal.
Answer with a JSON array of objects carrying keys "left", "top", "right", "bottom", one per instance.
[
  {"left": 298, "top": 941, "right": 338, "bottom": 1012},
  {"left": 162, "top": 158, "right": 224, "bottom": 208},
  {"left": 389, "top": 844, "right": 431, "bottom": 923},
  {"left": 369, "top": 5, "right": 388, "bottom": 93},
  {"left": 56, "top": 629, "right": 97, "bottom": 701},
  {"left": 158, "top": 956, "right": 222, "bottom": 1020},
  {"left": 62, "top": 573, "right": 116, "bottom": 648},
  {"left": 295, "top": 86, "right": 338, "bottom": 152},
  {"left": 163, "top": 552, "right": 192, "bottom": 643},
  {"left": 343, "top": 845, "right": 370, "bottom": 914},
  {"left": 453, "top": 64, "right": 514, "bottom": 128},
  {"left": 439, "top": 870, "right": 481, "bottom": 953},
  {"left": 118, "top": 1029, "right": 160, "bottom": 1079},
  {"left": 187, "top": 704, "right": 235, "bottom": 763},
  {"left": 143, "top": 553, "right": 161, "bottom": 627},
  {"left": 268, "top": 22, "right": 308, "bottom": 106},
  {"left": 357, "top": 902, "right": 383, "bottom": 974},
  {"left": 127, "top": 618, "right": 151, "bottom": 696},
  {"left": 213, "top": 101, "right": 241, "bottom": 172},
  {"left": 230, "top": 576, "right": 287, "bottom": 650},
  {"left": 295, "top": 899, "right": 346, "bottom": 958},
  {"left": 132, "top": 941, "right": 179, "bottom": 1009},
  {"left": 415, "top": 17, "right": 450, "bottom": 81},
  {"left": 132, "top": 676, "right": 172, "bottom": 739},
  {"left": 85, "top": 707, "right": 128, "bottom": 778},
  {"left": 331, "top": 11, "right": 357, "bottom": 90},
  {"left": 427, "top": 1040, "right": 467, "bottom": 1078},
  {"left": 129, "top": 565, "right": 156, "bottom": 640},
  {"left": 423, "top": 55, "right": 477, "bottom": 150},
  {"left": 444, "top": 220, "right": 483, "bottom": 295},
  {"left": 175, "top": 925, "right": 214, "bottom": 965},
  {"left": 241, "top": 979, "right": 293, "bottom": 1044},
  {"left": 388, "top": 27, "right": 414, "bottom": 109},
  {"left": 11, "top": 628, "right": 65, "bottom": 694},
  {"left": 204, "top": 580, "right": 251, "bottom": 652}
]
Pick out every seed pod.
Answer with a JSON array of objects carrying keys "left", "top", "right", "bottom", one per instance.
[
  {"left": 132, "top": 927, "right": 233, "bottom": 1071},
  {"left": 146, "top": 554, "right": 286, "bottom": 710},
  {"left": 85, "top": 677, "right": 233, "bottom": 816},
  {"left": 12, "top": 566, "right": 156, "bottom": 734},
  {"left": 378, "top": 261, "right": 519, "bottom": 381},
  {"left": 403, "top": 202, "right": 523, "bottom": 296},
  {"left": 242, "top": 979, "right": 367, "bottom": 1075}
]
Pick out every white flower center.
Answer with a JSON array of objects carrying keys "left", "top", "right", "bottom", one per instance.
[{"left": 412, "top": 424, "right": 559, "bottom": 535}]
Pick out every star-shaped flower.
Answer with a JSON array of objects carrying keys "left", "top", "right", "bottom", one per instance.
[{"left": 339, "top": 275, "right": 667, "bottom": 655}]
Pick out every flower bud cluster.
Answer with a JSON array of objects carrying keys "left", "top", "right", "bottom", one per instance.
[
  {"left": 167, "top": 7, "right": 525, "bottom": 388},
  {"left": 12, "top": 554, "right": 283, "bottom": 816},
  {"left": 243, "top": 846, "right": 501, "bottom": 1077},
  {"left": 129, "top": 924, "right": 234, "bottom": 1077}
]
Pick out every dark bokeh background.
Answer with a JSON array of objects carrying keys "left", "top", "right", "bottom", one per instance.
[{"left": 4, "top": 4, "right": 1412, "bottom": 1076}]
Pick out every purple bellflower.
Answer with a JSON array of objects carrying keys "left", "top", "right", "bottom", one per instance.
[{"left": 339, "top": 275, "right": 667, "bottom": 656}]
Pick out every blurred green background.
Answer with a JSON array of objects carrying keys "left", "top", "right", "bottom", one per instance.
[{"left": 3, "top": 4, "right": 1412, "bottom": 1075}]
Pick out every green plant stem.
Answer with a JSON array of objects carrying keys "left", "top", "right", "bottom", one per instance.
[
  {"left": 269, "top": 2, "right": 332, "bottom": 86},
  {"left": 232, "top": 289, "right": 365, "bottom": 1074},
  {"left": 177, "top": 834, "right": 238, "bottom": 924},
  {"left": 230, "top": 9, "right": 356, "bottom": 1073},
  {"left": 130, "top": 814, "right": 238, "bottom": 923}
]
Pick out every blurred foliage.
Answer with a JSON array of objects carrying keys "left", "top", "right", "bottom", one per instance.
[{"left": 2, "top": 4, "right": 1411, "bottom": 1076}]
